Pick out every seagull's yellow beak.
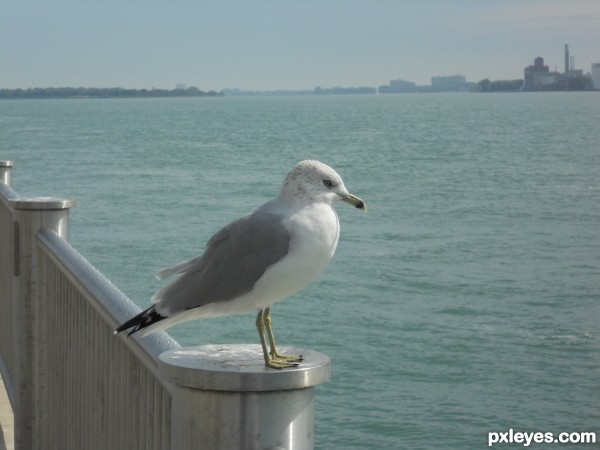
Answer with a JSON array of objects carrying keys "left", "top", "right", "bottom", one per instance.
[{"left": 341, "top": 193, "right": 367, "bottom": 212}]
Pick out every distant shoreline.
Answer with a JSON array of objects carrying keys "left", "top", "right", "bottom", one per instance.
[
  {"left": 1, "top": 84, "right": 597, "bottom": 100},
  {"left": 0, "top": 87, "right": 223, "bottom": 100}
]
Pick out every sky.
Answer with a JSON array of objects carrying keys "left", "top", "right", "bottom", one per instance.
[{"left": 2, "top": 0, "right": 599, "bottom": 91}]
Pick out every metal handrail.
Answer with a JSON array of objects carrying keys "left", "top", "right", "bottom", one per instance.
[{"left": 36, "top": 228, "right": 180, "bottom": 375}]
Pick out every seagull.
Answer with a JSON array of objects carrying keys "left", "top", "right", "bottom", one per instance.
[{"left": 115, "top": 160, "right": 367, "bottom": 369}]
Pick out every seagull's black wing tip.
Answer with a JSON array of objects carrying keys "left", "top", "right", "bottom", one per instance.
[{"left": 114, "top": 306, "right": 166, "bottom": 338}]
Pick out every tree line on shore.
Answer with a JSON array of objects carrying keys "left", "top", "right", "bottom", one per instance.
[{"left": 0, "top": 86, "right": 223, "bottom": 99}]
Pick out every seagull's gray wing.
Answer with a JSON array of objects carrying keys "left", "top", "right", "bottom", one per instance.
[{"left": 152, "top": 210, "right": 291, "bottom": 316}]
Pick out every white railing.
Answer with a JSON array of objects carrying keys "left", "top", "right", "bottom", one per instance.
[{"left": 0, "top": 161, "right": 329, "bottom": 450}]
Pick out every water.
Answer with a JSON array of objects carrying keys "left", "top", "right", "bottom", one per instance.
[{"left": 2, "top": 93, "right": 600, "bottom": 449}]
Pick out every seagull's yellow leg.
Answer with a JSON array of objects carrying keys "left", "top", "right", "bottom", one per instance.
[
  {"left": 256, "top": 309, "right": 297, "bottom": 369},
  {"left": 264, "top": 307, "right": 303, "bottom": 363}
]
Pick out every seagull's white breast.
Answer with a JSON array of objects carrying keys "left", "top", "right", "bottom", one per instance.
[{"left": 249, "top": 202, "right": 340, "bottom": 309}]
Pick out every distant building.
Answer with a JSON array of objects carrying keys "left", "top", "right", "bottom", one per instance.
[
  {"left": 378, "top": 79, "right": 416, "bottom": 93},
  {"left": 390, "top": 79, "right": 416, "bottom": 92},
  {"left": 430, "top": 75, "right": 468, "bottom": 91},
  {"left": 175, "top": 83, "right": 187, "bottom": 90},
  {"left": 378, "top": 75, "right": 475, "bottom": 93},
  {"left": 533, "top": 72, "right": 557, "bottom": 87},
  {"left": 591, "top": 63, "right": 600, "bottom": 90},
  {"left": 524, "top": 45, "right": 594, "bottom": 91},
  {"left": 523, "top": 57, "right": 555, "bottom": 90}
]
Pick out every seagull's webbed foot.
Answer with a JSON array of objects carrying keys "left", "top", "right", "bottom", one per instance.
[
  {"left": 270, "top": 351, "right": 303, "bottom": 363},
  {"left": 266, "top": 357, "right": 299, "bottom": 370},
  {"left": 256, "top": 307, "right": 302, "bottom": 369}
]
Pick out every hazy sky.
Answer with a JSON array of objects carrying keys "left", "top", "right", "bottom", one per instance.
[{"left": 2, "top": 0, "right": 599, "bottom": 91}]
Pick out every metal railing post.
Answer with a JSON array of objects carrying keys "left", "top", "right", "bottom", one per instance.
[
  {"left": 11, "top": 197, "right": 75, "bottom": 450},
  {"left": 159, "top": 344, "right": 330, "bottom": 450},
  {"left": 0, "top": 161, "right": 17, "bottom": 418},
  {"left": 0, "top": 161, "right": 14, "bottom": 187}
]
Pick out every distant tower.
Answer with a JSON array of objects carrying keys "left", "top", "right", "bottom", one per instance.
[
  {"left": 564, "top": 44, "right": 569, "bottom": 74},
  {"left": 592, "top": 63, "right": 600, "bottom": 90},
  {"left": 534, "top": 57, "right": 545, "bottom": 70}
]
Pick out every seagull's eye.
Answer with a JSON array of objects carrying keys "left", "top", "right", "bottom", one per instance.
[{"left": 323, "top": 179, "right": 333, "bottom": 188}]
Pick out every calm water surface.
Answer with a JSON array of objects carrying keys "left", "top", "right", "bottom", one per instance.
[{"left": 2, "top": 93, "right": 599, "bottom": 449}]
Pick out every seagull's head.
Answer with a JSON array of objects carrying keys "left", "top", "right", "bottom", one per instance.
[{"left": 279, "top": 160, "right": 367, "bottom": 211}]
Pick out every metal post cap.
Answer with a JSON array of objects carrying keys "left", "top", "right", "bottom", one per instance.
[
  {"left": 159, "top": 344, "right": 330, "bottom": 392},
  {"left": 11, "top": 197, "right": 76, "bottom": 210}
]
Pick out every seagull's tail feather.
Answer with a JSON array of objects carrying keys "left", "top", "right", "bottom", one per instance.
[
  {"left": 114, "top": 305, "right": 167, "bottom": 338},
  {"left": 155, "top": 256, "right": 202, "bottom": 281}
]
